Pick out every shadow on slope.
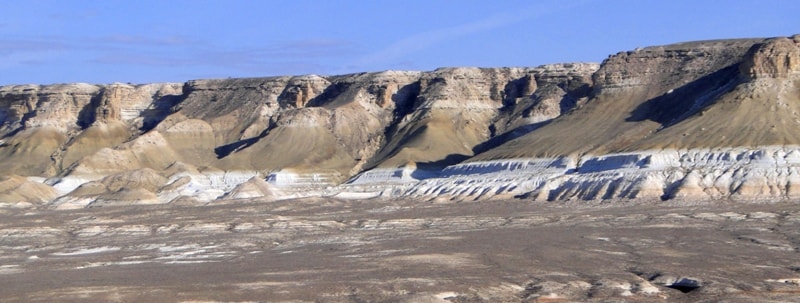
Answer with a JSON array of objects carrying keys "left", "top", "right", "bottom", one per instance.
[
  {"left": 625, "top": 64, "right": 742, "bottom": 127},
  {"left": 409, "top": 153, "right": 471, "bottom": 180},
  {"left": 305, "top": 81, "right": 351, "bottom": 108},
  {"left": 75, "top": 93, "right": 102, "bottom": 130},
  {"left": 2, "top": 107, "right": 40, "bottom": 139},
  {"left": 214, "top": 127, "right": 271, "bottom": 159},
  {"left": 139, "top": 94, "right": 187, "bottom": 132},
  {"left": 471, "top": 121, "right": 550, "bottom": 156}
]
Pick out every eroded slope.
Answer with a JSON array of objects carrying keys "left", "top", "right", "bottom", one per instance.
[{"left": 1, "top": 35, "right": 799, "bottom": 205}]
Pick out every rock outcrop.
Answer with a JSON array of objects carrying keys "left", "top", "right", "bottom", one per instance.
[
  {"left": 1, "top": 35, "right": 799, "bottom": 206},
  {"left": 740, "top": 35, "right": 800, "bottom": 79}
]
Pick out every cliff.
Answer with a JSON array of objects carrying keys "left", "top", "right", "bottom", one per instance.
[{"left": 1, "top": 35, "right": 799, "bottom": 207}]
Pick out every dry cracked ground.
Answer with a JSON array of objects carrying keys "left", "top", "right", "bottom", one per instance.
[{"left": 2, "top": 198, "right": 800, "bottom": 302}]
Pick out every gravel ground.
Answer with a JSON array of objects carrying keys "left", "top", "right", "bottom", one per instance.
[{"left": 1, "top": 198, "right": 800, "bottom": 302}]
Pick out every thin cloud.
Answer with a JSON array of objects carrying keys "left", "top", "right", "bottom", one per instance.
[
  {"left": 350, "top": 1, "right": 590, "bottom": 69},
  {"left": 0, "top": 38, "right": 70, "bottom": 55},
  {"left": 0, "top": 38, "right": 69, "bottom": 70},
  {"left": 91, "top": 39, "right": 359, "bottom": 66},
  {"left": 95, "top": 35, "right": 198, "bottom": 46},
  {"left": 267, "top": 39, "right": 358, "bottom": 58},
  {"left": 88, "top": 38, "right": 360, "bottom": 77},
  {"left": 0, "top": 50, "right": 62, "bottom": 70}
]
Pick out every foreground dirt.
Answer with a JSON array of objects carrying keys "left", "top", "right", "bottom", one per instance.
[{"left": 1, "top": 198, "right": 800, "bottom": 302}]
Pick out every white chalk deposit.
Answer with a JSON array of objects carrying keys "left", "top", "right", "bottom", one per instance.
[
  {"left": 334, "top": 145, "right": 800, "bottom": 202},
  {"left": 25, "top": 145, "right": 800, "bottom": 207}
]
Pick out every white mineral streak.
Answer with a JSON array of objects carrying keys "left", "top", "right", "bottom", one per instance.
[
  {"left": 157, "top": 172, "right": 224, "bottom": 203},
  {"left": 49, "top": 175, "right": 102, "bottom": 195},
  {"left": 266, "top": 170, "right": 341, "bottom": 188}
]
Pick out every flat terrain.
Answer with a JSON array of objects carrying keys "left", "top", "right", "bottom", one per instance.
[{"left": 2, "top": 198, "right": 800, "bottom": 302}]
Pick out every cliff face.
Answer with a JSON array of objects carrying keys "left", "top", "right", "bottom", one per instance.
[
  {"left": 475, "top": 38, "right": 771, "bottom": 158},
  {"left": 740, "top": 35, "right": 800, "bottom": 79},
  {"left": 1, "top": 35, "right": 799, "bottom": 207},
  {"left": 0, "top": 83, "right": 183, "bottom": 177}
]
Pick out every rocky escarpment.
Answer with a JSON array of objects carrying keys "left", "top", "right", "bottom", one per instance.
[
  {"left": 1, "top": 35, "right": 799, "bottom": 207},
  {"left": 0, "top": 83, "right": 183, "bottom": 176},
  {"left": 0, "top": 63, "right": 595, "bottom": 206},
  {"left": 368, "top": 64, "right": 597, "bottom": 169}
]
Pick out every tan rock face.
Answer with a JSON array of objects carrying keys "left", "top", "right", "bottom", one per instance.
[
  {"left": 0, "top": 85, "right": 41, "bottom": 133},
  {"left": 278, "top": 75, "right": 330, "bottom": 108},
  {"left": 2, "top": 34, "right": 800, "bottom": 205},
  {"left": 0, "top": 83, "right": 184, "bottom": 176},
  {"left": 474, "top": 36, "right": 800, "bottom": 160},
  {"left": 94, "top": 83, "right": 183, "bottom": 123},
  {"left": 594, "top": 39, "right": 762, "bottom": 92},
  {"left": 415, "top": 67, "right": 527, "bottom": 109},
  {"left": 366, "top": 67, "right": 538, "bottom": 168},
  {"left": 740, "top": 36, "right": 800, "bottom": 79},
  {"left": 492, "top": 63, "right": 598, "bottom": 135},
  {"left": 0, "top": 67, "right": 594, "bottom": 180},
  {"left": 0, "top": 83, "right": 101, "bottom": 131}
]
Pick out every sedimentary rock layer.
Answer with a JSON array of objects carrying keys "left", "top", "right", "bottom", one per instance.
[{"left": 0, "top": 35, "right": 798, "bottom": 206}]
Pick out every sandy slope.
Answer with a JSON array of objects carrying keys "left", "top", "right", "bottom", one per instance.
[{"left": 472, "top": 37, "right": 798, "bottom": 159}]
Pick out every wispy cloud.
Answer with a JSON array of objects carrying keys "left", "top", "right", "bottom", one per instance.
[
  {"left": 0, "top": 38, "right": 70, "bottom": 55},
  {"left": 262, "top": 39, "right": 357, "bottom": 58},
  {"left": 0, "top": 38, "right": 69, "bottom": 70},
  {"left": 91, "top": 38, "right": 356, "bottom": 62},
  {"left": 88, "top": 38, "right": 360, "bottom": 76},
  {"left": 93, "top": 34, "right": 198, "bottom": 47},
  {"left": 0, "top": 51, "right": 60, "bottom": 70},
  {"left": 350, "top": 1, "right": 589, "bottom": 69},
  {"left": 0, "top": 31, "right": 358, "bottom": 74}
]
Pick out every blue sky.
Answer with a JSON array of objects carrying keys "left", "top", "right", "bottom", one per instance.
[{"left": 1, "top": 0, "right": 797, "bottom": 85}]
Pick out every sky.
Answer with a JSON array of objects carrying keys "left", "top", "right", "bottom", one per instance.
[{"left": 1, "top": 0, "right": 798, "bottom": 85}]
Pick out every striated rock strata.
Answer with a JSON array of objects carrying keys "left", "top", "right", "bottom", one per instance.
[{"left": 1, "top": 35, "right": 800, "bottom": 207}]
